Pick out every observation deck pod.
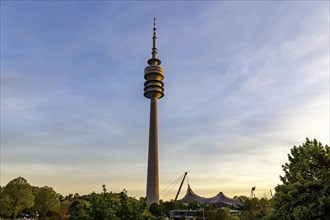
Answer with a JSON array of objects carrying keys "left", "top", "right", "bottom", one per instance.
[{"left": 144, "top": 65, "right": 165, "bottom": 99}]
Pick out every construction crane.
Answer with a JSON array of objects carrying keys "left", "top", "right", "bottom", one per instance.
[{"left": 174, "top": 172, "right": 188, "bottom": 203}]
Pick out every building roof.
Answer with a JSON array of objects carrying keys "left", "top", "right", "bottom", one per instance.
[{"left": 179, "top": 185, "right": 244, "bottom": 207}]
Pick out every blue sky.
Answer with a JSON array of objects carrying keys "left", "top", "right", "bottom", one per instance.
[{"left": 1, "top": 1, "right": 329, "bottom": 199}]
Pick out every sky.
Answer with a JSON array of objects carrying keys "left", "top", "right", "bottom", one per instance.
[{"left": 1, "top": 0, "right": 329, "bottom": 200}]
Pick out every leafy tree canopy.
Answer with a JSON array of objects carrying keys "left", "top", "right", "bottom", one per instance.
[
  {"left": 273, "top": 138, "right": 330, "bottom": 220},
  {"left": 0, "top": 177, "right": 34, "bottom": 219},
  {"left": 215, "top": 207, "right": 232, "bottom": 220},
  {"left": 34, "top": 186, "right": 60, "bottom": 219}
]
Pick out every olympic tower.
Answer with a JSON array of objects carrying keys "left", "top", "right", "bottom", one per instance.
[{"left": 143, "top": 18, "right": 165, "bottom": 204}]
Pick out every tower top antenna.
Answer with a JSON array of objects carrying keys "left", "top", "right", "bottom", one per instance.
[
  {"left": 151, "top": 17, "right": 158, "bottom": 61},
  {"left": 153, "top": 17, "right": 156, "bottom": 33}
]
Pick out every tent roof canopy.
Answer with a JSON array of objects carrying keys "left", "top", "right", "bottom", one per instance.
[{"left": 179, "top": 184, "right": 244, "bottom": 207}]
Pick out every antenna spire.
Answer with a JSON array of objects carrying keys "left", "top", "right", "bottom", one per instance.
[
  {"left": 148, "top": 17, "right": 161, "bottom": 65},
  {"left": 152, "top": 17, "right": 158, "bottom": 59},
  {"left": 153, "top": 17, "right": 156, "bottom": 33}
]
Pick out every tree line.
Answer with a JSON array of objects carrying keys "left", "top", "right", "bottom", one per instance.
[{"left": 0, "top": 138, "right": 329, "bottom": 220}]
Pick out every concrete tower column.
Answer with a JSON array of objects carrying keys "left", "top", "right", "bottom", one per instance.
[
  {"left": 143, "top": 18, "right": 165, "bottom": 204},
  {"left": 146, "top": 97, "right": 159, "bottom": 203}
]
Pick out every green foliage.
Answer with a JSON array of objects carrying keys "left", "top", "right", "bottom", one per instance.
[
  {"left": 69, "top": 199, "right": 91, "bottom": 220},
  {"left": 187, "top": 200, "right": 199, "bottom": 210},
  {"left": 159, "top": 200, "right": 176, "bottom": 217},
  {"left": 149, "top": 202, "right": 162, "bottom": 217},
  {"left": 0, "top": 177, "right": 34, "bottom": 219},
  {"left": 215, "top": 207, "right": 231, "bottom": 220},
  {"left": 34, "top": 186, "right": 60, "bottom": 219},
  {"left": 116, "top": 190, "right": 148, "bottom": 220},
  {"left": 273, "top": 138, "right": 330, "bottom": 220},
  {"left": 53, "top": 201, "right": 70, "bottom": 220},
  {"left": 88, "top": 191, "right": 119, "bottom": 220},
  {"left": 239, "top": 196, "right": 273, "bottom": 220},
  {"left": 68, "top": 186, "right": 156, "bottom": 220}
]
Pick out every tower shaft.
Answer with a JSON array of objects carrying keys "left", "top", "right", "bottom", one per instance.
[{"left": 146, "top": 97, "right": 159, "bottom": 203}]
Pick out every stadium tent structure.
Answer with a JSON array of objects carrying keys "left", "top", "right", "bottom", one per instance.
[{"left": 179, "top": 185, "right": 244, "bottom": 207}]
